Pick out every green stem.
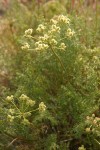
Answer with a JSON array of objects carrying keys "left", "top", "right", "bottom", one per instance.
[
  {"left": 94, "top": 139, "right": 100, "bottom": 145},
  {"left": 50, "top": 46, "right": 66, "bottom": 72},
  {"left": 11, "top": 101, "right": 21, "bottom": 113},
  {"left": 28, "top": 108, "right": 39, "bottom": 113}
]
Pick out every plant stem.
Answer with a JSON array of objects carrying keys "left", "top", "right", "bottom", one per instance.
[
  {"left": 11, "top": 101, "right": 21, "bottom": 113},
  {"left": 50, "top": 46, "right": 66, "bottom": 72}
]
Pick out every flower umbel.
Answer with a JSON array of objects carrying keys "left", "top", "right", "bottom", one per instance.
[
  {"left": 66, "top": 28, "right": 75, "bottom": 38},
  {"left": 58, "top": 15, "right": 70, "bottom": 24},
  {"left": 36, "top": 24, "right": 46, "bottom": 33},
  {"left": 78, "top": 145, "right": 86, "bottom": 150},
  {"left": 39, "top": 102, "right": 46, "bottom": 112},
  {"left": 6, "top": 95, "right": 14, "bottom": 102},
  {"left": 60, "top": 43, "right": 66, "bottom": 50},
  {"left": 7, "top": 115, "right": 14, "bottom": 122},
  {"left": 21, "top": 43, "right": 30, "bottom": 50},
  {"left": 24, "top": 28, "right": 33, "bottom": 38}
]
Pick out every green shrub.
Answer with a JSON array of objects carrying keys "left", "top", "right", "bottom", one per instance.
[{"left": 1, "top": 14, "right": 99, "bottom": 149}]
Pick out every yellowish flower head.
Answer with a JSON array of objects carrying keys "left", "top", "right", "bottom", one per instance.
[
  {"left": 19, "top": 94, "right": 29, "bottom": 101},
  {"left": 58, "top": 15, "right": 70, "bottom": 24},
  {"left": 7, "top": 115, "right": 14, "bottom": 122},
  {"left": 50, "top": 19, "right": 57, "bottom": 25},
  {"left": 22, "top": 118, "right": 30, "bottom": 125},
  {"left": 78, "top": 145, "right": 86, "bottom": 150},
  {"left": 21, "top": 43, "right": 30, "bottom": 50},
  {"left": 50, "top": 39, "right": 57, "bottom": 45},
  {"left": 39, "top": 102, "right": 46, "bottom": 112},
  {"left": 6, "top": 95, "right": 14, "bottom": 102},
  {"left": 66, "top": 28, "right": 75, "bottom": 38},
  {"left": 26, "top": 99, "right": 35, "bottom": 107},
  {"left": 36, "top": 24, "right": 46, "bottom": 33},
  {"left": 25, "top": 28, "right": 33, "bottom": 36},
  {"left": 60, "top": 43, "right": 66, "bottom": 50},
  {"left": 85, "top": 127, "right": 91, "bottom": 133}
]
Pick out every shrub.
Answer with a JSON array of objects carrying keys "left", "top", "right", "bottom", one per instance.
[{"left": 0, "top": 14, "right": 99, "bottom": 149}]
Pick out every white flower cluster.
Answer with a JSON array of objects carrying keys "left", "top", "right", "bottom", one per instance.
[
  {"left": 9, "top": 109, "right": 15, "bottom": 114},
  {"left": 50, "top": 24, "right": 60, "bottom": 33},
  {"left": 66, "top": 28, "right": 75, "bottom": 38},
  {"left": 39, "top": 102, "right": 46, "bottom": 112},
  {"left": 21, "top": 28, "right": 33, "bottom": 49},
  {"left": 6, "top": 94, "right": 46, "bottom": 125},
  {"left": 19, "top": 94, "right": 36, "bottom": 107},
  {"left": 39, "top": 34, "right": 49, "bottom": 42},
  {"left": 35, "top": 41, "right": 49, "bottom": 51},
  {"left": 60, "top": 43, "right": 66, "bottom": 50},
  {"left": 50, "top": 39, "right": 57, "bottom": 45},
  {"left": 22, "top": 118, "right": 30, "bottom": 125},
  {"left": 6, "top": 95, "right": 14, "bottom": 102},
  {"left": 22, "top": 15, "right": 75, "bottom": 52},
  {"left": 78, "top": 145, "right": 86, "bottom": 150},
  {"left": 36, "top": 24, "right": 46, "bottom": 33},
  {"left": 50, "top": 19, "right": 57, "bottom": 25},
  {"left": 58, "top": 15, "right": 70, "bottom": 24},
  {"left": 19, "top": 94, "right": 29, "bottom": 101},
  {"left": 85, "top": 114, "right": 100, "bottom": 134},
  {"left": 26, "top": 99, "right": 35, "bottom": 107},
  {"left": 24, "top": 28, "right": 33, "bottom": 38},
  {"left": 21, "top": 42, "right": 30, "bottom": 50},
  {"left": 6, "top": 94, "right": 35, "bottom": 123},
  {"left": 7, "top": 115, "right": 14, "bottom": 122}
]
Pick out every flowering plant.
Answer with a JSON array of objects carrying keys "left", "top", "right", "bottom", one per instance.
[{"left": 0, "top": 15, "right": 99, "bottom": 149}]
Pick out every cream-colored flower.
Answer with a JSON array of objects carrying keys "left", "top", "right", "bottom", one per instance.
[
  {"left": 39, "top": 102, "right": 46, "bottom": 112},
  {"left": 85, "top": 127, "right": 91, "bottom": 133},
  {"left": 35, "top": 43, "right": 49, "bottom": 51},
  {"left": 51, "top": 25, "right": 60, "bottom": 33},
  {"left": 78, "top": 145, "right": 86, "bottom": 150},
  {"left": 35, "top": 41, "right": 42, "bottom": 47},
  {"left": 21, "top": 43, "right": 30, "bottom": 50},
  {"left": 22, "top": 118, "right": 30, "bottom": 125},
  {"left": 95, "top": 117, "right": 100, "bottom": 121},
  {"left": 36, "top": 24, "right": 46, "bottom": 33},
  {"left": 25, "top": 28, "right": 33, "bottom": 36},
  {"left": 66, "top": 28, "right": 75, "bottom": 38},
  {"left": 60, "top": 43, "right": 66, "bottom": 50},
  {"left": 9, "top": 109, "right": 15, "bottom": 114},
  {"left": 50, "top": 39, "right": 57, "bottom": 45},
  {"left": 86, "top": 116, "right": 90, "bottom": 120},
  {"left": 93, "top": 119, "right": 97, "bottom": 124},
  {"left": 6, "top": 95, "right": 14, "bottom": 102},
  {"left": 58, "top": 15, "right": 70, "bottom": 24},
  {"left": 26, "top": 99, "right": 35, "bottom": 107},
  {"left": 7, "top": 115, "right": 14, "bottom": 122},
  {"left": 39, "top": 34, "right": 49, "bottom": 42},
  {"left": 19, "top": 94, "right": 29, "bottom": 101},
  {"left": 50, "top": 19, "right": 57, "bottom": 24}
]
